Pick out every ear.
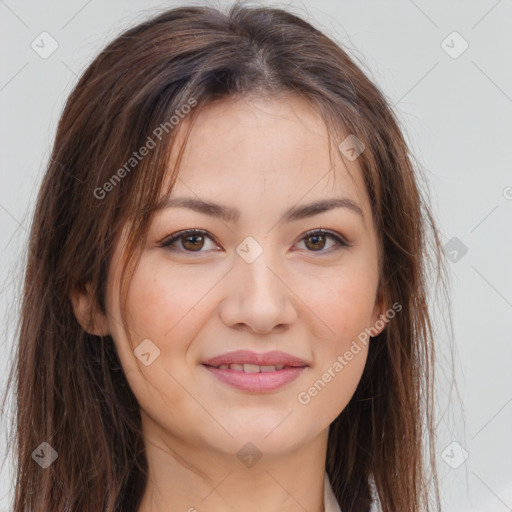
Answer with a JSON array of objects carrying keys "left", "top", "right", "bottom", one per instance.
[{"left": 70, "top": 283, "right": 110, "bottom": 336}]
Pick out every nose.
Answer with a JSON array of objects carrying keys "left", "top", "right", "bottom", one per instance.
[{"left": 218, "top": 246, "right": 298, "bottom": 335}]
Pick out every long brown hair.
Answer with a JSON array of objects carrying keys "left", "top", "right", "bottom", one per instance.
[{"left": 2, "top": 3, "right": 449, "bottom": 511}]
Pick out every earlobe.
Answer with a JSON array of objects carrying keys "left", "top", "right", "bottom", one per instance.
[{"left": 70, "top": 283, "right": 110, "bottom": 336}]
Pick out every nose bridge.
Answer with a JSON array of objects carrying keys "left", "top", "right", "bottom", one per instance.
[
  {"left": 238, "top": 239, "right": 285, "bottom": 304},
  {"left": 240, "top": 247, "right": 279, "bottom": 296},
  {"left": 219, "top": 237, "right": 297, "bottom": 333}
]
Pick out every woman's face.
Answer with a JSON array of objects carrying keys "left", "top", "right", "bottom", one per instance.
[{"left": 99, "top": 94, "right": 384, "bottom": 459}]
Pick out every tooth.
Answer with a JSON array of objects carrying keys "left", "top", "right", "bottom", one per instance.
[
  {"left": 218, "top": 364, "right": 229, "bottom": 370},
  {"left": 260, "top": 365, "right": 276, "bottom": 372},
  {"left": 275, "top": 364, "right": 285, "bottom": 370},
  {"left": 230, "top": 363, "right": 244, "bottom": 371},
  {"left": 243, "top": 363, "right": 260, "bottom": 373}
]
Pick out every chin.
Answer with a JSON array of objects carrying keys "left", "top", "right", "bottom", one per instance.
[{"left": 224, "top": 421, "right": 312, "bottom": 453}]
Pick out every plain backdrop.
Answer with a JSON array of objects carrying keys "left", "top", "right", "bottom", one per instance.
[{"left": 1, "top": 1, "right": 511, "bottom": 510}]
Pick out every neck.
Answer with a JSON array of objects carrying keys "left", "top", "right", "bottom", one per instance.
[{"left": 137, "top": 411, "right": 329, "bottom": 512}]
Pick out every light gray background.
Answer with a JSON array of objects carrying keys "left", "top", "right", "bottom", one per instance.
[{"left": 1, "top": 1, "right": 511, "bottom": 510}]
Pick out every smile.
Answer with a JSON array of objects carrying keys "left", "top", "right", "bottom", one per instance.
[
  {"left": 207, "top": 363, "right": 286, "bottom": 372},
  {"left": 202, "top": 364, "right": 306, "bottom": 392}
]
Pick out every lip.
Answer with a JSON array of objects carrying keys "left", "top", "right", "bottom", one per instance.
[
  {"left": 203, "top": 365, "right": 306, "bottom": 392},
  {"left": 202, "top": 350, "right": 308, "bottom": 368},
  {"left": 202, "top": 350, "right": 308, "bottom": 392}
]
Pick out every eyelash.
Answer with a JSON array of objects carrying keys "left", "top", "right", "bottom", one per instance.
[{"left": 160, "top": 228, "right": 350, "bottom": 255}]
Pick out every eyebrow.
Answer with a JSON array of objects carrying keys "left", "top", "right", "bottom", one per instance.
[{"left": 153, "top": 196, "right": 363, "bottom": 224}]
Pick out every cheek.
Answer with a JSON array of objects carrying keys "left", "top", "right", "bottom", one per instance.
[
  {"left": 297, "top": 279, "right": 372, "bottom": 425},
  {"left": 298, "top": 260, "right": 379, "bottom": 348},
  {"left": 333, "top": 279, "right": 377, "bottom": 344},
  {"left": 122, "top": 259, "right": 208, "bottom": 348},
  {"left": 306, "top": 341, "right": 369, "bottom": 426},
  {"left": 104, "top": 259, "right": 200, "bottom": 398},
  {"left": 289, "top": 259, "right": 377, "bottom": 420},
  {"left": 107, "top": 263, "right": 219, "bottom": 441}
]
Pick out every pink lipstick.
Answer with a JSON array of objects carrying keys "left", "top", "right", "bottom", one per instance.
[{"left": 202, "top": 350, "right": 308, "bottom": 392}]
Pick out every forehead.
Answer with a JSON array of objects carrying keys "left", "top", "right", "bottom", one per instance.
[{"left": 164, "top": 94, "right": 371, "bottom": 223}]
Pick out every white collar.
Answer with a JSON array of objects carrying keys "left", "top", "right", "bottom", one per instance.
[{"left": 323, "top": 472, "right": 342, "bottom": 512}]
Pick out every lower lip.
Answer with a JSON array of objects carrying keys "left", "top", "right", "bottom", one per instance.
[{"left": 203, "top": 365, "right": 306, "bottom": 392}]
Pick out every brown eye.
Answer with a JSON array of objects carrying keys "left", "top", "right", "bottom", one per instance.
[
  {"left": 161, "top": 229, "right": 219, "bottom": 253},
  {"left": 304, "top": 233, "right": 327, "bottom": 251},
  {"left": 182, "top": 233, "right": 205, "bottom": 251},
  {"left": 295, "top": 229, "right": 349, "bottom": 253}
]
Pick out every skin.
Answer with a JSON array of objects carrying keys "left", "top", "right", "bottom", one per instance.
[{"left": 73, "top": 94, "right": 386, "bottom": 512}]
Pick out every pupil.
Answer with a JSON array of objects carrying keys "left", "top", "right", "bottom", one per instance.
[
  {"left": 307, "top": 234, "right": 325, "bottom": 250},
  {"left": 183, "top": 234, "right": 203, "bottom": 251}
]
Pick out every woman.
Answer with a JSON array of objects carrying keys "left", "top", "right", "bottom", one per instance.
[{"left": 4, "top": 3, "right": 447, "bottom": 511}]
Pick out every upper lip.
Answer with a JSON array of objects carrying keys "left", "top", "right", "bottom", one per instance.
[{"left": 203, "top": 350, "right": 309, "bottom": 368}]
